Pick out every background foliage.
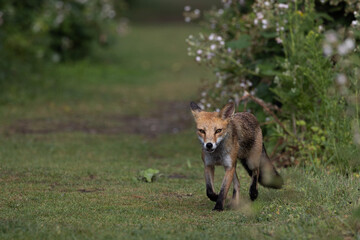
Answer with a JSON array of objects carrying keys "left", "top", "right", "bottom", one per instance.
[
  {"left": 186, "top": 0, "right": 360, "bottom": 172},
  {"left": 0, "top": 0, "right": 126, "bottom": 103}
]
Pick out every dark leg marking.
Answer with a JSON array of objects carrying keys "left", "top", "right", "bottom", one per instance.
[
  {"left": 213, "top": 189, "right": 225, "bottom": 211},
  {"left": 232, "top": 170, "right": 240, "bottom": 200},
  {"left": 240, "top": 158, "right": 252, "bottom": 177},
  {"left": 249, "top": 169, "right": 259, "bottom": 201},
  {"left": 213, "top": 167, "right": 235, "bottom": 211},
  {"left": 232, "top": 189, "right": 237, "bottom": 199},
  {"left": 206, "top": 183, "right": 218, "bottom": 202}
]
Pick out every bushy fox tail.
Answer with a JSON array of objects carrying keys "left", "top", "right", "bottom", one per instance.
[{"left": 258, "top": 144, "right": 284, "bottom": 189}]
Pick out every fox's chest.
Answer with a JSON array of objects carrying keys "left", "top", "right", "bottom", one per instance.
[{"left": 204, "top": 153, "right": 232, "bottom": 167}]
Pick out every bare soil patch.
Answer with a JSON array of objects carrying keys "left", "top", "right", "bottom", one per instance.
[{"left": 2, "top": 101, "right": 193, "bottom": 137}]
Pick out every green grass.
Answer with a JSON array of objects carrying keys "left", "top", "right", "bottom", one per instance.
[{"left": 0, "top": 24, "right": 359, "bottom": 239}]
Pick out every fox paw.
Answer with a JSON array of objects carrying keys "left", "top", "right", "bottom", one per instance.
[
  {"left": 249, "top": 188, "right": 258, "bottom": 201},
  {"left": 212, "top": 203, "right": 224, "bottom": 211},
  {"left": 207, "top": 192, "right": 218, "bottom": 202}
]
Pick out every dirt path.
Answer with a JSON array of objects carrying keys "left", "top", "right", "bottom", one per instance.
[{"left": 3, "top": 101, "right": 193, "bottom": 137}]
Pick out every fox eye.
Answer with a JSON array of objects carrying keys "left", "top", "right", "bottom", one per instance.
[
  {"left": 215, "top": 129, "right": 222, "bottom": 134},
  {"left": 198, "top": 129, "right": 205, "bottom": 134}
]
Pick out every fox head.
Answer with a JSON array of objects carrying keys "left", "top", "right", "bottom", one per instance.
[{"left": 190, "top": 102, "right": 235, "bottom": 153}]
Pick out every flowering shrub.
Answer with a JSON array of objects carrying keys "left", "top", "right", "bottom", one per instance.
[{"left": 186, "top": 0, "right": 360, "bottom": 171}]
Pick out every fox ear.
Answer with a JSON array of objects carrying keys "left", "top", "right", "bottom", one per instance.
[
  {"left": 190, "top": 101, "right": 202, "bottom": 117},
  {"left": 220, "top": 102, "right": 235, "bottom": 119}
]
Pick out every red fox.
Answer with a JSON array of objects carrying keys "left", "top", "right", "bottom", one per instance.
[{"left": 190, "top": 101, "right": 283, "bottom": 211}]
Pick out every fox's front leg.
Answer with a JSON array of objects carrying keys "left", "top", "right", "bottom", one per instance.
[
  {"left": 204, "top": 165, "right": 218, "bottom": 202},
  {"left": 213, "top": 166, "right": 235, "bottom": 211}
]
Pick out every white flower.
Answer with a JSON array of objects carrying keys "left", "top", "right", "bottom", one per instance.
[
  {"left": 208, "top": 33, "right": 215, "bottom": 41},
  {"left": 352, "top": 20, "right": 358, "bottom": 26},
  {"left": 276, "top": 37, "right": 283, "bottom": 44},
  {"left": 206, "top": 103, "right": 211, "bottom": 108},
  {"left": 215, "top": 81, "right": 222, "bottom": 88},
  {"left": 337, "top": 39, "right": 355, "bottom": 56},
  {"left": 264, "top": 1, "right": 270, "bottom": 6},
  {"left": 194, "top": 9, "right": 200, "bottom": 15},
  {"left": 216, "top": 36, "right": 223, "bottom": 41},
  {"left": 318, "top": 25, "right": 324, "bottom": 32},
  {"left": 262, "top": 19, "right": 268, "bottom": 25},
  {"left": 254, "top": 19, "right": 259, "bottom": 25},
  {"left": 323, "top": 44, "right": 332, "bottom": 56},
  {"left": 196, "top": 56, "right": 201, "bottom": 62},
  {"left": 337, "top": 44, "right": 348, "bottom": 55},
  {"left": 184, "top": 5, "right": 191, "bottom": 11},
  {"left": 201, "top": 91, "right": 207, "bottom": 97},
  {"left": 262, "top": 24, "right": 267, "bottom": 29},
  {"left": 336, "top": 74, "right": 347, "bottom": 85},
  {"left": 197, "top": 49, "right": 203, "bottom": 55},
  {"left": 256, "top": 12, "right": 264, "bottom": 19},
  {"left": 325, "top": 31, "right": 338, "bottom": 43},
  {"left": 210, "top": 44, "right": 217, "bottom": 50},
  {"left": 344, "top": 38, "right": 355, "bottom": 50},
  {"left": 278, "top": 3, "right": 289, "bottom": 9},
  {"left": 227, "top": 47, "right": 232, "bottom": 53},
  {"left": 218, "top": 9, "right": 224, "bottom": 15},
  {"left": 240, "top": 83, "right": 246, "bottom": 88},
  {"left": 185, "top": 17, "right": 191, "bottom": 23},
  {"left": 207, "top": 52, "right": 215, "bottom": 59}
]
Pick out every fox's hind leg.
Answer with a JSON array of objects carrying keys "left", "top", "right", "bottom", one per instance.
[
  {"left": 232, "top": 169, "right": 240, "bottom": 200},
  {"left": 249, "top": 167, "right": 259, "bottom": 201},
  {"left": 240, "top": 158, "right": 260, "bottom": 201}
]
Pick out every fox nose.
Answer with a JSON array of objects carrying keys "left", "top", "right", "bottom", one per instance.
[{"left": 206, "top": 143, "right": 213, "bottom": 150}]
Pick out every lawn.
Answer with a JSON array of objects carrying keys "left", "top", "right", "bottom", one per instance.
[{"left": 0, "top": 24, "right": 359, "bottom": 240}]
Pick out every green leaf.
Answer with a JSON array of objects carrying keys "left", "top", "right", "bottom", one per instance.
[
  {"left": 139, "top": 168, "right": 160, "bottom": 183},
  {"left": 260, "top": 32, "right": 277, "bottom": 39},
  {"left": 296, "top": 120, "right": 306, "bottom": 126},
  {"left": 311, "top": 126, "right": 319, "bottom": 132},
  {"left": 226, "top": 34, "right": 251, "bottom": 50}
]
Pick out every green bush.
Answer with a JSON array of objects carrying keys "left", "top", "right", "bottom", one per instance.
[
  {"left": 186, "top": 0, "right": 360, "bottom": 172},
  {"left": 0, "top": 0, "right": 126, "bottom": 103}
]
